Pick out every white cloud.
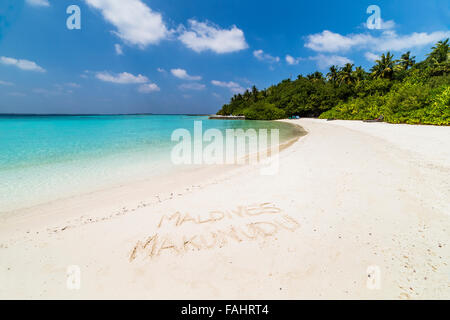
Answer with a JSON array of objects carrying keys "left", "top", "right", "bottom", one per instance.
[
  {"left": 309, "top": 55, "right": 353, "bottom": 69},
  {"left": 0, "top": 80, "right": 14, "bottom": 86},
  {"left": 95, "top": 71, "right": 159, "bottom": 93},
  {"left": 377, "top": 31, "right": 450, "bottom": 52},
  {"left": 211, "top": 80, "right": 245, "bottom": 94},
  {"left": 179, "top": 83, "right": 205, "bottom": 91},
  {"left": 380, "top": 19, "right": 396, "bottom": 30},
  {"left": 364, "top": 52, "right": 380, "bottom": 62},
  {"left": 65, "top": 82, "right": 81, "bottom": 88},
  {"left": 285, "top": 55, "right": 303, "bottom": 65},
  {"left": 178, "top": 19, "right": 248, "bottom": 54},
  {"left": 253, "top": 50, "right": 280, "bottom": 63},
  {"left": 26, "top": 0, "right": 50, "bottom": 7},
  {"left": 285, "top": 55, "right": 297, "bottom": 65},
  {"left": 305, "top": 29, "right": 450, "bottom": 53},
  {"left": 305, "top": 30, "right": 371, "bottom": 53},
  {"left": 84, "top": 0, "right": 168, "bottom": 48},
  {"left": 95, "top": 71, "right": 148, "bottom": 84},
  {"left": 171, "top": 68, "right": 202, "bottom": 81},
  {"left": 54, "top": 83, "right": 80, "bottom": 94},
  {"left": 80, "top": 70, "right": 91, "bottom": 79},
  {"left": 115, "top": 44, "right": 123, "bottom": 55},
  {"left": 0, "top": 56, "right": 46, "bottom": 72},
  {"left": 157, "top": 68, "right": 166, "bottom": 73},
  {"left": 138, "top": 83, "right": 160, "bottom": 93}
]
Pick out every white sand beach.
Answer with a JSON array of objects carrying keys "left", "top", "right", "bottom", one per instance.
[{"left": 0, "top": 119, "right": 449, "bottom": 299}]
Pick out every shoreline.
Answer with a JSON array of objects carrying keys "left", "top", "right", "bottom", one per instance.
[
  {"left": 1, "top": 119, "right": 449, "bottom": 299},
  {"left": 0, "top": 118, "right": 301, "bottom": 215}
]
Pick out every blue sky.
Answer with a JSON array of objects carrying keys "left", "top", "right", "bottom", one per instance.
[{"left": 0, "top": 0, "right": 449, "bottom": 114}]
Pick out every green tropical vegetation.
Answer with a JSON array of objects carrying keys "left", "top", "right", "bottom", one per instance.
[{"left": 217, "top": 39, "right": 450, "bottom": 125}]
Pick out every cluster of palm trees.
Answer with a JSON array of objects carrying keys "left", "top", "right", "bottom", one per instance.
[
  {"left": 326, "top": 63, "right": 367, "bottom": 85},
  {"left": 325, "top": 38, "right": 449, "bottom": 85},
  {"left": 370, "top": 51, "right": 417, "bottom": 79},
  {"left": 326, "top": 51, "right": 415, "bottom": 85},
  {"left": 428, "top": 39, "right": 450, "bottom": 64}
]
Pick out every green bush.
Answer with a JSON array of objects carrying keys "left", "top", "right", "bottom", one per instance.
[
  {"left": 422, "top": 86, "right": 450, "bottom": 125},
  {"left": 319, "top": 94, "right": 387, "bottom": 120},
  {"left": 243, "top": 101, "right": 286, "bottom": 120},
  {"left": 383, "top": 82, "right": 432, "bottom": 123},
  {"left": 320, "top": 82, "right": 449, "bottom": 125}
]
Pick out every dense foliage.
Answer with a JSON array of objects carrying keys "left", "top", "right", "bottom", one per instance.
[{"left": 217, "top": 39, "right": 450, "bottom": 125}]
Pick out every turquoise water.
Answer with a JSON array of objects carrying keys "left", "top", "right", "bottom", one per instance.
[{"left": 0, "top": 115, "right": 300, "bottom": 212}]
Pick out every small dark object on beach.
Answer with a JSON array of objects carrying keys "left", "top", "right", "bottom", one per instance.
[{"left": 364, "top": 115, "right": 384, "bottom": 123}]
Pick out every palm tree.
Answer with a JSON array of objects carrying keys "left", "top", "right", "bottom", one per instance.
[
  {"left": 307, "top": 72, "right": 324, "bottom": 81},
  {"left": 352, "top": 66, "right": 366, "bottom": 83},
  {"left": 243, "top": 89, "right": 251, "bottom": 101},
  {"left": 251, "top": 85, "right": 259, "bottom": 102},
  {"left": 428, "top": 39, "right": 449, "bottom": 64},
  {"left": 371, "top": 52, "right": 396, "bottom": 79},
  {"left": 339, "top": 63, "right": 355, "bottom": 85},
  {"left": 398, "top": 51, "right": 416, "bottom": 70},
  {"left": 327, "top": 65, "right": 339, "bottom": 83}
]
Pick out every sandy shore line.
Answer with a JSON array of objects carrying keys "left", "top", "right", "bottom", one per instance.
[{"left": 0, "top": 119, "right": 449, "bottom": 299}]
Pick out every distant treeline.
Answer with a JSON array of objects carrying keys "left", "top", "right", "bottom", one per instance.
[{"left": 217, "top": 39, "right": 450, "bottom": 125}]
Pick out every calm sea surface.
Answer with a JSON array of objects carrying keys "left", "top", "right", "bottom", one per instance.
[{"left": 0, "top": 115, "right": 301, "bottom": 212}]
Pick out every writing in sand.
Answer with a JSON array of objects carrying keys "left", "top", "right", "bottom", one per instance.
[{"left": 129, "top": 203, "right": 301, "bottom": 261}]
